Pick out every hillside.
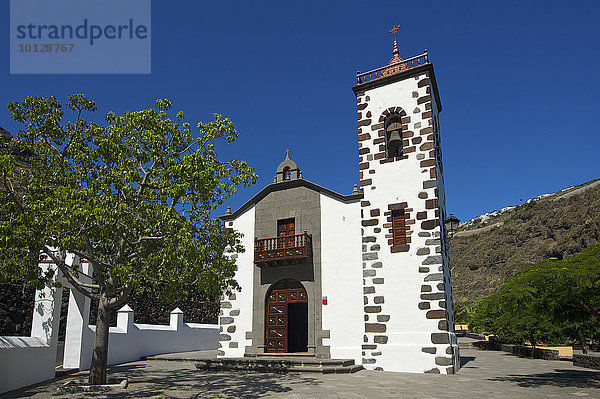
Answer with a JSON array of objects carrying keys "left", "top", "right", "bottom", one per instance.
[{"left": 449, "top": 179, "right": 600, "bottom": 302}]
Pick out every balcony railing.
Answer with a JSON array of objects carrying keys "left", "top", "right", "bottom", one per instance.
[
  {"left": 254, "top": 233, "right": 313, "bottom": 266},
  {"left": 356, "top": 51, "right": 429, "bottom": 84}
]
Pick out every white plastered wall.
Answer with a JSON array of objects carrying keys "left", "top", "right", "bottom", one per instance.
[
  {"left": 219, "top": 205, "right": 255, "bottom": 357},
  {"left": 0, "top": 262, "right": 62, "bottom": 394},
  {"left": 319, "top": 193, "right": 362, "bottom": 363}
]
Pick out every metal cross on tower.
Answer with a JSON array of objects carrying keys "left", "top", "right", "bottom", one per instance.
[{"left": 390, "top": 25, "right": 400, "bottom": 54}]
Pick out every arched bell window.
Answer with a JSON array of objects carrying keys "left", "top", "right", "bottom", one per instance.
[
  {"left": 384, "top": 115, "right": 403, "bottom": 158},
  {"left": 283, "top": 166, "right": 291, "bottom": 181}
]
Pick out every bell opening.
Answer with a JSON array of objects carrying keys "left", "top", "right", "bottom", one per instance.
[{"left": 385, "top": 115, "right": 404, "bottom": 158}]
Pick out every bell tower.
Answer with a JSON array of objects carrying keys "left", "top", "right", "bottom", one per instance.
[{"left": 352, "top": 27, "right": 459, "bottom": 374}]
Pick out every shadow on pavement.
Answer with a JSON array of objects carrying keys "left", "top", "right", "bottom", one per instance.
[
  {"left": 4, "top": 361, "right": 323, "bottom": 399},
  {"left": 111, "top": 362, "right": 322, "bottom": 399},
  {"left": 460, "top": 356, "right": 476, "bottom": 367},
  {"left": 488, "top": 369, "right": 600, "bottom": 388},
  {"left": 107, "top": 364, "right": 323, "bottom": 399}
]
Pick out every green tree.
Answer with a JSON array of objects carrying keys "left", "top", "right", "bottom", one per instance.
[
  {"left": 470, "top": 289, "right": 562, "bottom": 346},
  {"left": 0, "top": 95, "right": 256, "bottom": 384},
  {"left": 453, "top": 300, "right": 477, "bottom": 324},
  {"left": 470, "top": 243, "right": 600, "bottom": 348}
]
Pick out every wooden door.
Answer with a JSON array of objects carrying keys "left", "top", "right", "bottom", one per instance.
[
  {"left": 277, "top": 218, "right": 295, "bottom": 248},
  {"left": 266, "top": 279, "right": 307, "bottom": 353}
]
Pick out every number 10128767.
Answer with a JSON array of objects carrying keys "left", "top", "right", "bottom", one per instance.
[{"left": 18, "top": 44, "right": 74, "bottom": 53}]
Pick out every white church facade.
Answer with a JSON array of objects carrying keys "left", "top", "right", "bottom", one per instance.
[{"left": 218, "top": 35, "right": 460, "bottom": 374}]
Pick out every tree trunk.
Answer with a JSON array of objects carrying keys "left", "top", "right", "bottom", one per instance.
[
  {"left": 579, "top": 299, "right": 600, "bottom": 324},
  {"left": 576, "top": 324, "right": 588, "bottom": 354},
  {"left": 89, "top": 295, "right": 110, "bottom": 385}
]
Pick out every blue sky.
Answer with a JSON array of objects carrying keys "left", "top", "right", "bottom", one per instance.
[{"left": 2, "top": 0, "right": 599, "bottom": 222}]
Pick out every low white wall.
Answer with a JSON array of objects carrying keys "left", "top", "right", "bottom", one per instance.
[
  {"left": 64, "top": 303, "right": 219, "bottom": 371},
  {"left": 0, "top": 262, "right": 62, "bottom": 394},
  {"left": 62, "top": 261, "right": 219, "bottom": 370}
]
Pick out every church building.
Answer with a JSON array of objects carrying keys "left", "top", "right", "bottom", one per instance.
[{"left": 218, "top": 30, "right": 460, "bottom": 374}]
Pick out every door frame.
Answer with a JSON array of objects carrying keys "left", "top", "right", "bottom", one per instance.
[{"left": 265, "top": 278, "right": 307, "bottom": 353}]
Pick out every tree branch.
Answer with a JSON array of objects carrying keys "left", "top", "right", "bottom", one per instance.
[
  {"left": 80, "top": 229, "right": 107, "bottom": 289},
  {"left": 137, "top": 159, "right": 155, "bottom": 195},
  {"left": 41, "top": 245, "right": 100, "bottom": 300},
  {"left": 60, "top": 109, "right": 82, "bottom": 159},
  {"left": 177, "top": 141, "right": 196, "bottom": 156},
  {"left": 579, "top": 298, "right": 600, "bottom": 324},
  {"left": 127, "top": 235, "right": 165, "bottom": 247},
  {"left": 168, "top": 195, "right": 181, "bottom": 212},
  {"left": 125, "top": 244, "right": 156, "bottom": 263},
  {"left": 67, "top": 248, "right": 110, "bottom": 271},
  {"left": 106, "top": 284, "right": 132, "bottom": 308},
  {"left": 42, "top": 137, "right": 61, "bottom": 157},
  {"left": 2, "top": 174, "right": 25, "bottom": 211}
]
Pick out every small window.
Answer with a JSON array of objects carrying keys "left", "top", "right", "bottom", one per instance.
[
  {"left": 391, "top": 209, "right": 407, "bottom": 246},
  {"left": 283, "top": 167, "right": 291, "bottom": 180},
  {"left": 385, "top": 115, "right": 403, "bottom": 158}
]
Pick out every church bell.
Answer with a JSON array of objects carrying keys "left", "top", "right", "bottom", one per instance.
[
  {"left": 387, "top": 126, "right": 402, "bottom": 156},
  {"left": 387, "top": 129, "right": 402, "bottom": 146}
]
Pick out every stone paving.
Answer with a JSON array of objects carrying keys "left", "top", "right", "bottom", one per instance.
[{"left": 3, "top": 348, "right": 600, "bottom": 398}]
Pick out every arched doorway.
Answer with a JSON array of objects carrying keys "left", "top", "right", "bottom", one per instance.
[{"left": 265, "top": 278, "right": 308, "bottom": 353}]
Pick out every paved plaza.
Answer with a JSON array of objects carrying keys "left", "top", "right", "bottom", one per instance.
[{"left": 3, "top": 348, "right": 600, "bottom": 398}]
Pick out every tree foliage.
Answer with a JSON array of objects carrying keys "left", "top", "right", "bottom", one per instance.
[
  {"left": 0, "top": 94, "right": 257, "bottom": 383},
  {"left": 469, "top": 243, "right": 600, "bottom": 347},
  {"left": 453, "top": 300, "right": 477, "bottom": 324}
]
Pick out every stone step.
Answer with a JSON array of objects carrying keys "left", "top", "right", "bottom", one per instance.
[
  {"left": 245, "top": 352, "right": 315, "bottom": 358},
  {"left": 194, "top": 357, "right": 363, "bottom": 374},
  {"left": 238, "top": 357, "right": 355, "bottom": 366},
  {"left": 54, "top": 367, "right": 79, "bottom": 377}
]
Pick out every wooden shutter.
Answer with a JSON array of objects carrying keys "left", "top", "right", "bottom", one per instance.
[
  {"left": 391, "top": 209, "right": 407, "bottom": 246},
  {"left": 277, "top": 218, "right": 295, "bottom": 248}
]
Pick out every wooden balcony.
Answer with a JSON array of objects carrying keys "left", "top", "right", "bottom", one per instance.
[{"left": 254, "top": 233, "right": 313, "bottom": 266}]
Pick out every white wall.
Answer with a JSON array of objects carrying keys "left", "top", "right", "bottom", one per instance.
[
  {"left": 0, "top": 262, "right": 62, "bottom": 394},
  {"left": 64, "top": 299, "right": 219, "bottom": 371},
  {"left": 319, "top": 193, "right": 363, "bottom": 363},
  {"left": 219, "top": 205, "right": 255, "bottom": 357}
]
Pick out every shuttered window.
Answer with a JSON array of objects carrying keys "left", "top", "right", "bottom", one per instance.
[{"left": 392, "top": 209, "right": 407, "bottom": 246}]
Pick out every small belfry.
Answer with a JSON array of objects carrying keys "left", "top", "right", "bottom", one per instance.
[
  {"left": 274, "top": 150, "right": 302, "bottom": 183},
  {"left": 217, "top": 27, "right": 458, "bottom": 375}
]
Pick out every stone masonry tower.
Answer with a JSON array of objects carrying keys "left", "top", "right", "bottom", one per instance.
[{"left": 352, "top": 28, "right": 459, "bottom": 374}]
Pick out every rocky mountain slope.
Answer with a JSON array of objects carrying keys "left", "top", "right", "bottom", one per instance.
[{"left": 449, "top": 178, "right": 600, "bottom": 302}]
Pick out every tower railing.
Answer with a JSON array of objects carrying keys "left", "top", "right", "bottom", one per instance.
[{"left": 356, "top": 51, "right": 429, "bottom": 84}]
